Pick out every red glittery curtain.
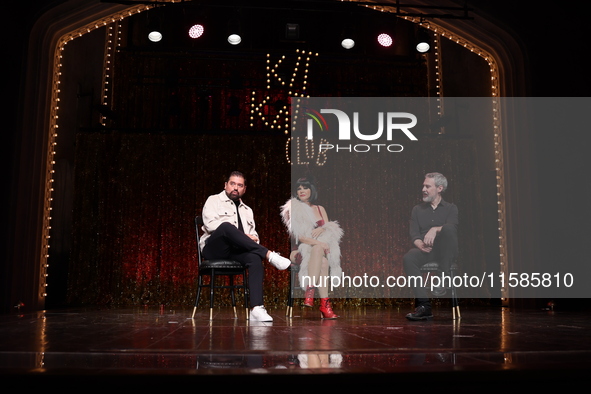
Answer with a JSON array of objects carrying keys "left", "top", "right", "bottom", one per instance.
[
  {"left": 68, "top": 133, "right": 488, "bottom": 307},
  {"left": 67, "top": 133, "right": 292, "bottom": 306},
  {"left": 66, "top": 46, "right": 490, "bottom": 307}
]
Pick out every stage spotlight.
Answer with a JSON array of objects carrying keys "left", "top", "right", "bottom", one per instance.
[
  {"left": 416, "top": 29, "right": 432, "bottom": 53},
  {"left": 377, "top": 33, "right": 393, "bottom": 47},
  {"left": 286, "top": 23, "right": 300, "bottom": 40},
  {"left": 228, "top": 33, "right": 242, "bottom": 45},
  {"left": 416, "top": 41, "right": 430, "bottom": 53},
  {"left": 340, "top": 15, "right": 358, "bottom": 50},
  {"left": 341, "top": 38, "right": 355, "bottom": 49},
  {"left": 146, "top": 9, "right": 163, "bottom": 44},
  {"left": 188, "top": 24, "right": 205, "bottom": 39},
  {"left": 227, "top": 15, "right": 242, "bottom": 46},
  {"left": 148, "top": 31, "right": 163, "bottom": 42}
]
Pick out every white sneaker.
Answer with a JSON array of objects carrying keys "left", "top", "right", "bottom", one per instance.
[
  {"left": 268, "top": 251, "right": 291, "bottom": 270},
  {"left": 249, "top": 306, "right": 273, "bottom": 322}
]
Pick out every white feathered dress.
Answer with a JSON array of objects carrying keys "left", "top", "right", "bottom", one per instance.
[{"left": 280, "top": 198, "right": 343, "bottom": 287}]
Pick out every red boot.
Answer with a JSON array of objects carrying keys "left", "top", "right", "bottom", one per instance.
[
  {"left": 303, "top": 286, "right": 315, "bottom": 307},
  {"left": 319, "top": 298, "right": 338, "bottom": 319}
]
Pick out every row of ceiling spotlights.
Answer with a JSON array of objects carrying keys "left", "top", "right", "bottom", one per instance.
[{"left": 147, "top": 24, "right": 432, "bottom": 53}]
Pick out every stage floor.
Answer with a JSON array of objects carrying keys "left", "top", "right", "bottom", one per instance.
[{"left": 2, "top": 303, "right": 591, "bottom": 388}]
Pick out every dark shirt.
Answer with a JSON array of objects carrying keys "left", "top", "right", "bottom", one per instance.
[
  {"left": 409, "top": 199, "right": 458, "bottom": 243},
  {"left": 234, "top": 199, "right": 244, "bottom": 232}
]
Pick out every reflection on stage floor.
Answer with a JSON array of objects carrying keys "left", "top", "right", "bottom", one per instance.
[{"left": 2, "top": 304, "right": 591, "bottom": 387}]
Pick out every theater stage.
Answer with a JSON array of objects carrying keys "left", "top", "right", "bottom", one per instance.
[{"left": 2, "top": 303, "right": 591, "bottom": 389}]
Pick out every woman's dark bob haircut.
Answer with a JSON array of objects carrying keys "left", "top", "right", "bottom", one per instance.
[{"left": 294, "top": 177, "right": 318, "bottom": 202}]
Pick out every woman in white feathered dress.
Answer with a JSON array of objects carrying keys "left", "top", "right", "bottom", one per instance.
[{"left": 281, "top": 177, "right": 343, "bottom": 319}]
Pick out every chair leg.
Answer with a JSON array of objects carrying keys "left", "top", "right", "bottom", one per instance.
[
  {"left": 450, "top": 271, "right": 460, "bottom": 320},
  {"left": 192, "top": 275, "right": 203, "bottom": 319},
  {"left": 286, "top": 269, "right": 294, "bottom": 316},
  {"left": 243, "top": 272, "right": 250, "bottom": 320},
  {"left": 209, "top": 272, "right": 215, "bottom": 320},
  {"left": 453, "top": 292, "right": 461, "bottom": 320},
  {"left": 229, "top": 276, "right": 237, "bottom": 319}
]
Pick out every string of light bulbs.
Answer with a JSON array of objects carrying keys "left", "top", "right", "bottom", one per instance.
[{"left": 43, "top": 4, "right": 155, "bottom": 301}]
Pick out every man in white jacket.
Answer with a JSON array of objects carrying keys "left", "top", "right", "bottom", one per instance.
[{"left": 200, "top": 171, "right": 290, "bottom": 322}]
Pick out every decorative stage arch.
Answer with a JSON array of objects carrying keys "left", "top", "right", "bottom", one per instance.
[{"left": 39, "top": 1, "right": 511, "bottom": 307}]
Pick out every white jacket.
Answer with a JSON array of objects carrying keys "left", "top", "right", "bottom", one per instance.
[
  {"left": 199, "top": 190, "right": 259, "bottom": 251},
  {"left": 280, "top": 198, "right": 343, "bottom": 284}
]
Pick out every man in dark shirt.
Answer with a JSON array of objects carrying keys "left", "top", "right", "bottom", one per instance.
[{"left": 403, "top": 172, "right": 458, "bottom": 320}]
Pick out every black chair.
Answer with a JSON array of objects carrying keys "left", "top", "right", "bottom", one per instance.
[
  {"left": 192, "top": 216, "right": 249, "bottom": 320},
  {"left": 420, "top": 262, "right": 461, "bottom": 320}
]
